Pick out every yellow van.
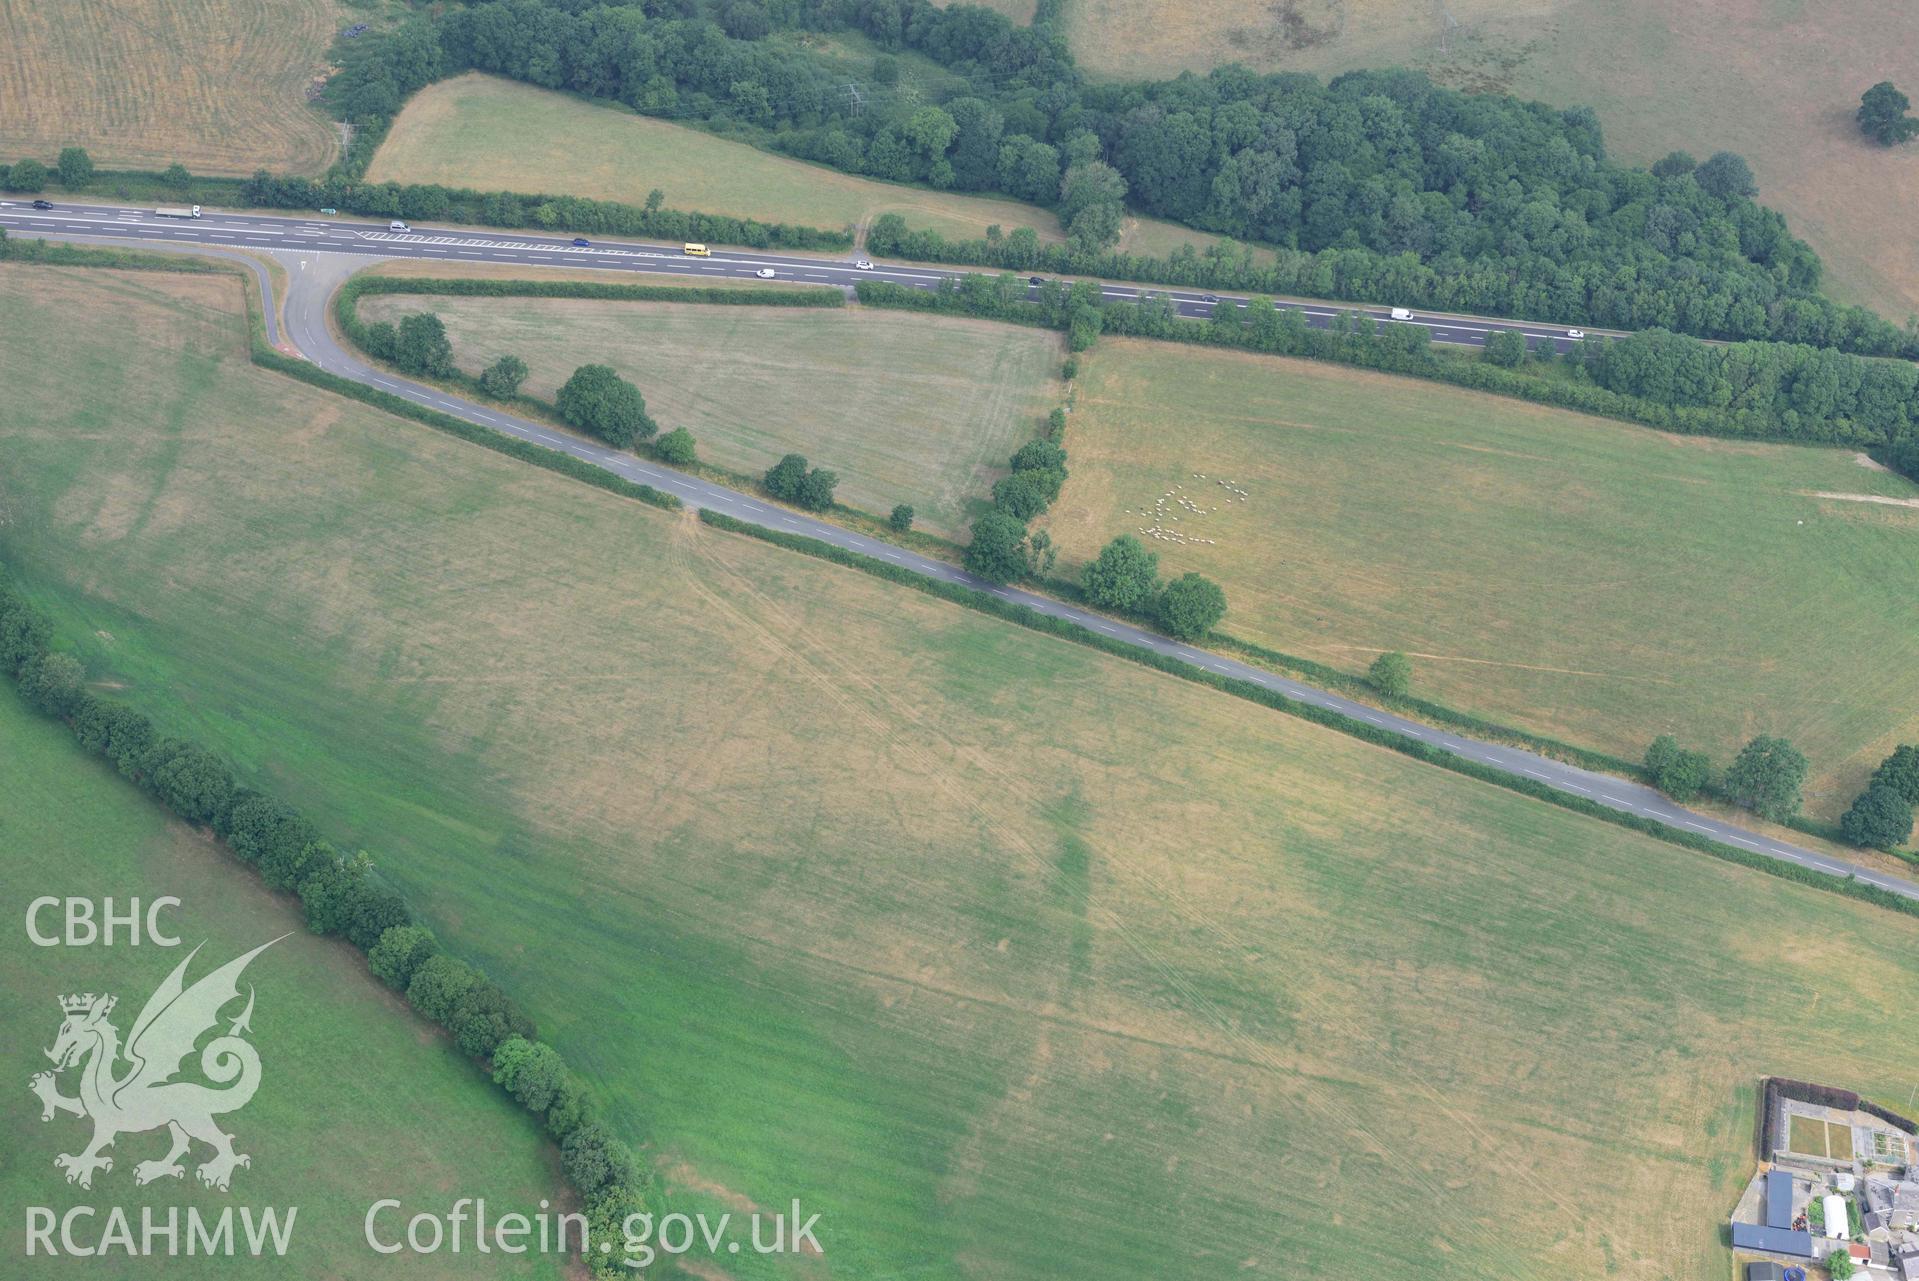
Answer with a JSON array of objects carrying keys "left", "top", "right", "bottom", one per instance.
[{"left": 682, "top": 243, "right": 710, "bottom": 257}]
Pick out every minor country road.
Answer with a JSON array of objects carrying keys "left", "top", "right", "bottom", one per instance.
[
  {"left": 0, "top": 200, "right": 1617, "bottom": 354},
  {"left": 13, "top": 220, "right": 1919, "bottom": 907}
]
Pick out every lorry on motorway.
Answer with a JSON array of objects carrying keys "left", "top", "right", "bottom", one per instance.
[{"left": 155, "top": 205, "right": 202, "bottom": 219}]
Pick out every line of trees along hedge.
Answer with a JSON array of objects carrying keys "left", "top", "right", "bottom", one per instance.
[
  {"left": 238, "top": 168, "right": 850, "bottom": 251},
  {"left": 323, "top": 2, "right": 1917, "bottom": 357},
  {"left": 0, "top": 571, "right": 650, "bottom": 1278},
  {"left": 1080, "top": 534, "right": 1228, "bottom": 640},
  {"left": 696, "top": 507, "right": 1919, "bottom": 921},
  {"left": 852, "top": 278, "right": 1919, "bottom": 481},
  {"left": 1840, "top": 745, "right": 1919, "bottom": 851},
  {"left": 340, "top": 275, "right": 846, "bottom": 308},
  {"left": 963, "top": 407, "right": 1069, "bottom": 583},
  {"left": 763, "top": 452, "right": 838, "bottom": 510}
]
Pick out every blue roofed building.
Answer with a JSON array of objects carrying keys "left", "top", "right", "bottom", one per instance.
[
  {"left": 1766, "top": 1169, "right": 1794, "bottom": 1229},
  {"left": 1730, "top": 1222, "right": 1814, "bottom": 1258},
  {"left": 1730, "top": 1169, "right": 1814, "bottom": 1259}
]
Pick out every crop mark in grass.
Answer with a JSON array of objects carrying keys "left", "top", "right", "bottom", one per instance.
[
  {"left": 667, "top": 521, "right": 1627, "bottom": 1276},
  {"left": 19, "top": 260, "right": 1919, "bottom": 1280},
  {"left": 1043, "top": 795, "right": 1097, "bottom": 1001}
]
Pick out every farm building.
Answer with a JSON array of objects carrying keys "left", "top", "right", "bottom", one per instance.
[
  {"left": 1730, "top": 1168, "right": 1815, "bottom": 1259},
  {"left": 1826, "top": 1193, "right": 1852, "bottom": 1239},
  {"left": 1731, "top": 1223, "right": 1814, "bottom": 1258}
]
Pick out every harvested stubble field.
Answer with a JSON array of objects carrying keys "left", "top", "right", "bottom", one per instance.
[
  {"left": 0, "top": 696, "right": 562, "bottom": 1279},
  {"left": 1059, "top": 0, "right": 1919, "bottom": 329},
  {"left": 0, "top": 0, "right": 344, "bottom": 175},
  {"left": 356, "top": 291, "right": 1064, "bottom": 536},
  {"left": 1044, "top": 339, "right": 1919, "bottom": 822},
  {"left": 366, "top": 72, "right": 1229, "bottom": 257},
  {"left": 6, "top": 263, "right": 1919, "bottom": 1280}
]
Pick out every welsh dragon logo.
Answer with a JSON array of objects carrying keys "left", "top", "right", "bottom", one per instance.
[{"left": 29, "top": 937, "right": 284, "bottom": 1192}]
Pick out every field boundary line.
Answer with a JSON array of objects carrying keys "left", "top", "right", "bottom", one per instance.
[
  {"left": 692, "top": 508, "right": 1919, "bottom": 923},
  {"left": 9, "top": 246, "right": 1897, "bottom": 915}
]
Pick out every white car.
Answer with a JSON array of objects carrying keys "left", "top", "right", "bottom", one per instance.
[
  {"left": 1389, "top": 307, "right": 1414, "bottom": 321},
  {"left": 389, "top": 220, "right": 409, "bottom": 231},
  {"left": 854, "top": 259, "right": 874, "bottom": 270},
  {"left": 1565, "top": 328, "right": 1586, "bottom": 340},
  {"left": 754, "top": 268, "right": 777, "bottom": 279}
]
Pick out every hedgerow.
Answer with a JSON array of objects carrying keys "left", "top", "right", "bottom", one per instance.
[
  {"left": 694, "top": 508, "right": 1919, "bottom": 918},
  {"left": 854, "top": 278, "right": 1919, "bottom": 480},
  {"left": 0, "top": 571, "right": 655, "bottom": 1273}
]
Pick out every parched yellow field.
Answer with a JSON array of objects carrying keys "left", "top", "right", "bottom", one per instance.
[
  {"left": 1046, "top": 339, "right": 1919, "bottom": 822},
  {"left": 932, "top": 0, "right": 1036, "bottom": 19},
  {"left": 1061, "top": 0, "right": 1548, "bottom": 82},
  {"left": 367, "top": 72, "right": 1233, "bottom": 257},
  {"left": 357, "top": 292, "right": 1064, "bottom": 536},
  {"left": 1060, "top": 0, "right": 1919, "bottom": 328},
  {"left": 9, "top": 262, "right": 1919, "bottom": 1281},
  {"left": 0, "top": 0, "right": 344, "bottom": 174},
  {"left": 370, "top": 73, "right": 1059, "bottom": 243}
]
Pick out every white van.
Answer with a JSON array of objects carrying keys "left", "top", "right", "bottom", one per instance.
[
  {"left": 389, "top": 220, "right": 409, "bottom": 232},
  {"left": 1389, "top": 307, "right": 1414, "bottom": 321}
]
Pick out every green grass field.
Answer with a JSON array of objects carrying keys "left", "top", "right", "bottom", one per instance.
[
  {"left": 357, "top": 291, "right": 1064, "bottom": 536},
  {"left": 365, "top": 72, "right": 1231, "bottom": 258},
  {"left": 0, "top": 0, "right": 345, "bottom": 175},
  {"left": 1045, "top": 339, "right": 1919, "bottom": 821},
  {"left": 0, "top": 695, "right": 563, "bottom": 1278},
  {"left": 7, "top": 263, "right": 1919, "bottom": 1281},
  {"left": 1058, "top": 0, "right": 1919, "bottom": 333}
]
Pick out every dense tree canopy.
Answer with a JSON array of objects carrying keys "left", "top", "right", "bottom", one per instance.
[
  {"left": 1840, "top": 784, "right": 1913, "bottom": 850},
  {"left": 1724, "top": 736, "right": 1809, "bottom": 822},
  {"left": 55, "top": 146, "right": 94, "bottom": 188},
  {"left": 1081, "top": 534, "right": 1159, "bottom": 611},
  {"left": 479, "top": 353, "right": 529, "bottom": 396},
  {"left": 1644, "top": 734, "right": 1711, "bottom": 803},
  {"left": 1872, "top": 745, "right": 1919, "bottom": 806},
  {"left": 556, "top": 363, "right": 653, "bottom": 446},
  {"left": 394, "top": 311, "right": 455, "bottom": 377},
  {"left": 1367, "top": 651, "right": 1412, "bottom": 698},
  {"left": 1859, "top": 82, "right": 1919, "bottom": 146},
  {"left": 964, "top": 510, "right": 1032, "bottom": 584},
  {"left": 1155, "top": 572, "right": 1227, "bottom": 640},
  {"left": 322, "top": 0, "right": 1919, "bottom": 356},
  {"left": 763, "top": 452, "right": 837, "bottom": 509}
]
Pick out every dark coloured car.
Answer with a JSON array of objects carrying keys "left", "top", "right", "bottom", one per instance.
[
  {"left": 572, "top": 237, "right": 590, "bottom": 246},
  {"left": 31, "top": 199, "right": 54, "bottom": 210},
  {"left": 1028, "top": 276, "right": 1046, "bottom": 286},
  {"left": 1201, "top": 294, "right": 1222, "bottom": 304}
]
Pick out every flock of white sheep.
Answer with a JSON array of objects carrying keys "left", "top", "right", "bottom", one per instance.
[{"left": 1122, "top": 472, "right": 1250, "bottom": 546}]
